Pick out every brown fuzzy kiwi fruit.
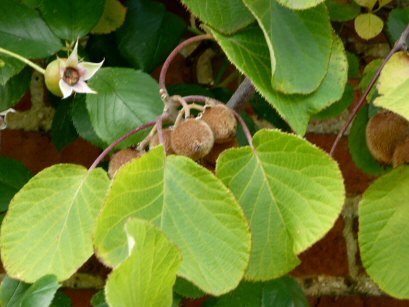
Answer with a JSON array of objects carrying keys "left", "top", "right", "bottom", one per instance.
[
  {"left": 171, "top": 118, "right": 214, "bottom": 160},
  {"left": 149, "top": 128, "right": 174, "bottom": 154},
  {"left": 108, "top": 148, "right": 142, "bottom": 178},
  {"left": 366, "top": 111, "right": 409, "bottom": 164},
  {"left": 203, "top": 137, "right": 239, "bottom": 166},
  {"left": 201, "top": 104, "right": 237, "bottom": 143},
  {"left": 392, "top": 137, "right": 409, "bottom": 167}
]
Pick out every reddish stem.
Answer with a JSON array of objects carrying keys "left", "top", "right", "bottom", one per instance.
[
  {"left": 159, "top": 34, "right": 213, "bottom": 97},
  {"left": 330, "top": 23, "right": 409, "bottom": 156},
  {"left": 88, "top": 120, "right": 158, "bottom": 171}
]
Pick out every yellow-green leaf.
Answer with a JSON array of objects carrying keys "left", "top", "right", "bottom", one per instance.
[
  {"left": 91, "top": 0, "right": 127, "bottom": 34},
  {"left": 377, "top": 51, "right": 409, "bottom": 95},
  {"left": 354, "top": 13, "right": 384, "bottom": 40},
  {"left": 354, "top": 0, "right": 377, "bottom": 9}
]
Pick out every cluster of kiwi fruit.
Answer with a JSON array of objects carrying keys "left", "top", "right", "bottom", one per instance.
[
  {"left": 108, "top": 103, "right": 238, "bottom": 178},
  {"left": 366, "top": 110, "right": 409, "bottom": 167}
]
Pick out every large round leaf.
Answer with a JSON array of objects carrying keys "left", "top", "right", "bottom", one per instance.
[
  {"left": 0, "top": 0, "right": 62, "bottom": 58},
  {"left": 105, "top": 219, "right": 182, "bottom": 307},
  {"left": 181, "top": 0, "right": 254, "bottom": 34},
  {"left": 0, "top": 164, "right": 110, "bottom": 282},
  {"left": 377, "top": 52, "right": 409, "bottom": 95},
  {"left": 86, "top": 68, "right": 163, "bottom": 145},
  {"left": 275, "top": 0, "right": 325, "bottom": 10},
  {"left": 0, "top": 55, "right": 26, "bottom": 86},
  {"left": 243, "top": 0, "right": 332, "bottom": 94},
  {"left": 374, "top": 78, "right": 409, "bottom": 122},
  {"left": 94, "top": 147, "right": 251, "bottom": 295},
  {"left": 216, "top": 129, "right": 345, "bottom": 280},
  {"left": 359, "top": 166, "right": 409, "bottom": 298},
  {"left": 40, "top": 0, "right": 105, "bottom": 41}
]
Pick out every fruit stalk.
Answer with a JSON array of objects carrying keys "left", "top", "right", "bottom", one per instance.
[{"left": 0, "top": 47, "right": 46, "bottom": 74}]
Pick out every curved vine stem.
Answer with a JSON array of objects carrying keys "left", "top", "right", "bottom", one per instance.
[
  {"left": 0, "top": 47, "right": 46, "bottom": 75},
  {"left": 88, "top": 119, "right": 159, "bottom": 171},
  {"left": 159, "top": 34, "right": 213, "bottom": 97},
  {"left": 330, "top": 23, "right": 409, "bottom": 157}
]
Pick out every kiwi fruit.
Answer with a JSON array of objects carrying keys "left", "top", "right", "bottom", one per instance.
[
  {"left": 392, "top": 137, "right": 409, "bottom": 167},
  {"left": 171, "top": 118, "right": 214, "bottom": 160},
  {"left": 366, "top": 111, "right": 409, "bottom": 164},
  {"left": 149, "top": 128, "right": 174, "bottom": 154},
  {"left": 108, "top": 148, "right": 142, "bottom": 178},
  {"left": 201, "top": 104, "right": 237, "bottom": 143},
  {"left": 203, "top": 137, "right": 239, "bottom": 166}
]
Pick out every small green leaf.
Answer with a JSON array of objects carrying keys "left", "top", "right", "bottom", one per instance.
[
  {"left": 374, "top": 78, "right": 409, "bottom": 122},
  {"left": 51, "top": 99, "right": 78, "bottom": 152},
  {"left": 116, "top": 0, "right": 186, "bottom": 72},
  {"left": 348, "top": 105, "right": 388, "bottom": 176},
  {"left": 0, "top": 165, "right": 110, "bottom": 282},
  {"left": 387, "top": 8, "right": 409, "bottom": 44},
  {"left": 105, "top": 219, "right": 182, "bottom": 307},
  {"left": 354, "top": 0, "right": 377, "bottom": 9},
  {"left": 313, "top": 83, "right": 354, "bottom": 120},
  {"left": 0, "top": 0, "right": 62, "bottom": 58},
  {"left": 377, "top": 51, "right": 409, "bottom": 95},
  {"left": 243, "top": 0, "right": 332, "bottom": 94},
  {"left": 174, "top": 278, "right": 206, "bottom": 299},
  {"left": 0, "top": 55, "right": 26, "bottom": 86},
  {"left": 359, "top": 166, "right": 409, "bottom": 298},
  {"left": 181, "top": 0, "right": 254, "bottom": 34},
  {"left": 0, "top": 67, "right": 31, "bottom": 111},
  {"left": 91, "top": 0, "right": 127, "bottom": 34},
  {"left": 0, "top": 275, "right": 60, "bottom": 307},
  {"left": 217, "top": 129, "right": 345, "bottom": 280},
  {"left": 94, "top": 147, "right": 250, "bottom": 295},
  {"left": 91, "top": 291, "right": 108, "bottom": 307},
  {"left": 86, "top": 68, "right": 163, "bottom": 145},
  {"left": 40, "top": 0, "right": 105, "bottom": 41},
  {"left": 0, "top": 156, "right": 32, "bottom": 213},
  {"left": 346, "top": 51, "right": 360, "bottom": 78},
  {"left": 204, "top": 276, "right": 308, "bottom": 307},
  {"left": 354, "top": 13, "right": 384, "bottom": 40},
  {"left": 274, "top": 0, "right": 324, "bottom": 10},
  {"left": 49, "top": 291, "right": 72, "bottom": 307},
  {"left": 327, "top": 0, "right": 360, "bottom": 22},
  {"left": 359, "top": 59, "right": 383, "bottom": 102}
]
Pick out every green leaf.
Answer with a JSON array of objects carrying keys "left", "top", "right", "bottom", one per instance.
[
  {"left": 243, "top": 0, "right": 332, "bottom": 94},
  {"left": 91, "top": 0, "right": 127, "bottom": 35},
  {"left": 374, "top": 78, "right": 409, "bottom": 122},
  {"left": 204, "top": 276, "right": 308, "bottom": 307},
  {"left": 387, "top": 8, "right": 409, "bottom": 44},
  {"left": 51, "top": 99, "right": 78, "bottom": 152},
  {"left": 348, "top": 105, "right": 388, "bottom": 176},
  {"left": 0, "top": 156, "right": 32, "bottom": 212},
  {"left": 174, "top": 278, "right": 206, "bottom": 299},
  {"left": 116, "top": 0, "right": 186, "bottom": 72},
  {"left": 86, "top": 68, "right": 163, "bottom": 145},
  {"left": 313, "top": 83, "right": 354, "bottom": 120},
  {"left": 346, "top": 51, "right": 360, "bottom": 78},
  {"left": 354, "top": 0, "right": 377, "bottom": 9},
  {"left": 216, "top": 129, "right": 345, "bottom": 280},
  {"left": 275, "top": 0, "right": 324, "bottom": 10},
  {"left": 0, "top": 0, "right": 62, "bottom": 58},
  {"left": 212, "top": 26, "right": 346, "bottom": 135},
  {"left": 0, "top": 67, "right": 31, "bottom": 110},
  {"left": 49, "top": 291, "right": 72, "bottom": 307},
  {"left": 71, "top": 95, "right": 108, "bottom": 149},
  {"left": 0, "top": 165, "right": 110, "bottom": 282},
  {"left": 105, "top": 219, "right": 182, "bottom": 307},
  {"left": 0, "top": 275, "right": 60, "bottom": 307},
  {"left": 327, "top": 0, "right": 360, "bottom": 22},
  {"left": 354, "top": 13, "right": 384, "bottom": 40},
  {"left": 359, "top": 59, "right": 383, "bottom": 102},
  {"left": 377, "top": 51, "right": 409, "bottom": 95},
  {"left": 40, "top": 0, "right": 104, "bottom": 41},
  {"left": 91, "top": 291, "right": 108, "bottom": 307},
  {"left": 359, "top": 166, "right": 409, "bottom": 299},
  {"left": 181, "top": 0, "right": 254, "bottom": 34},
  {"left": 94, "top": 147, "right": 250, "bottom": 295},
  {"left": 0, "top": 55, "right": 26, "bottom": 85}
]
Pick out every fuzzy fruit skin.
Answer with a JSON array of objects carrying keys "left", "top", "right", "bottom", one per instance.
[
  {"left": 44, "top": 59, "right": 63, "bottom": 97},
  {"left": 392, "top": 137, "right": 409, "bottom": 167},
  {"left": 149, "top": 128, "right": 174, "bottom": 155},
  {"left": 108, "top": 148, "right": 142, "bottom": 178},
  {"left": 201, "top": 104, "right": 237, "bottom": 143},
  {"left": 203, "top": 137, "right": 239, "bottom": 166},
  {"left": 171, "top": 118, "right": 214, "bottom": 160},
  {"left": 366, "top": 111, "right": 409, "bottom": 164}
]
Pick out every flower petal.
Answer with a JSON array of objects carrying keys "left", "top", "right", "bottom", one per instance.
[
  {"left": 72, "top": 80, "right": 97, "bottom": 94},
  {"left": 78, "top": 59, "right": 104, "bottom": 81},
  {"left": 66, "top": 41, "right": 79, "bottom": 67},
  {"left": 59, "top": 79, "right": 74, "bottom": 99},
  {"left": 0, "top": 108, "right": 16, "bottom": 130},
  {"left": 0, "top": 108, "right": 16, "bottom": 116}
]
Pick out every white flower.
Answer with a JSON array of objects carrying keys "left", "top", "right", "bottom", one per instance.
[
  {"left": 0, "top": 108, "right": 16, "bottom": 130},
  {"left": 58, "top": 41, "right": 104, "bottom": 99}
]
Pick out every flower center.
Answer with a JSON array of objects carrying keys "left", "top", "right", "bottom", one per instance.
[{"left": 63, "top": 67, "right": 80, "bottom": 85}]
